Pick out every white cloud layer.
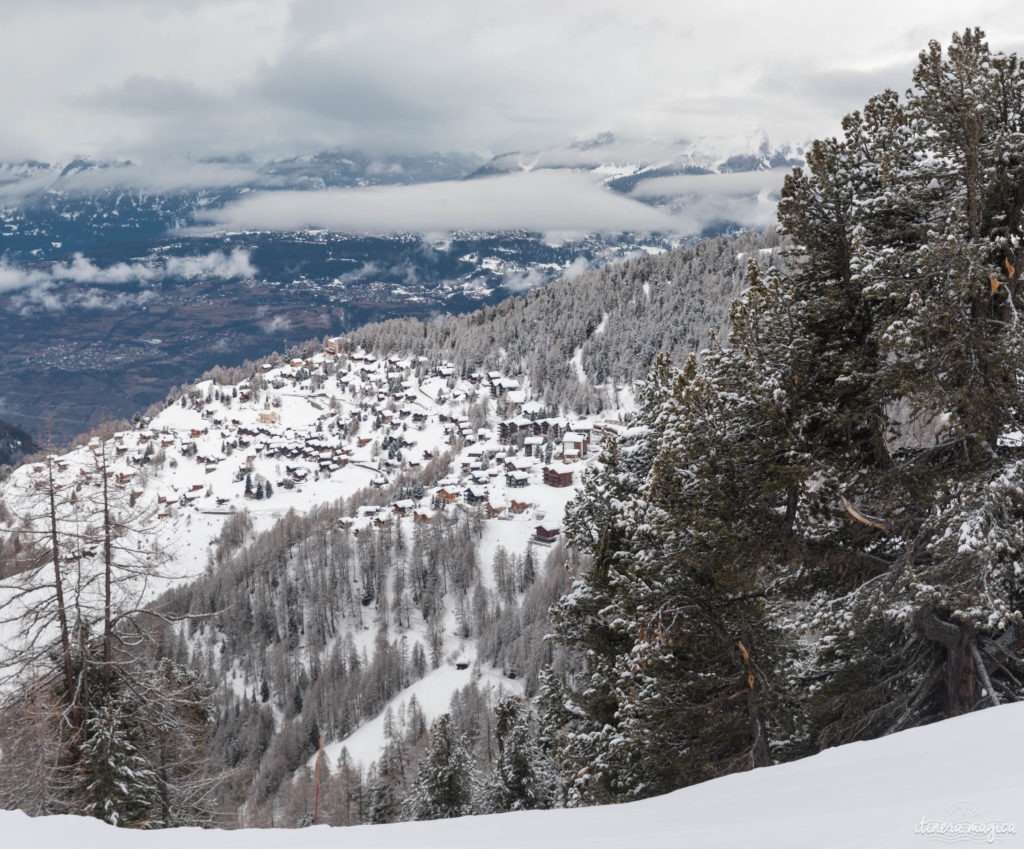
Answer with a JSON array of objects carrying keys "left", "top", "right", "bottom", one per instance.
[
  {"left": 0, "top": 2, "right": 1019, "bottom": 161},
  {"left": 196, "top": 171, "right": 681, "bottom": 235},
  {"left": 629, "top": 169, "right": 790, "bottom": 200},
  {"left": 0, "top": 249, "right": 256, "bottom": 295},
  {"left": 629, "top": 167, "right": 789, "bottom": 232}
]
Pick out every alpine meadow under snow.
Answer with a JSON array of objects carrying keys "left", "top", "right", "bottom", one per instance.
[
  {"left": 2, "top": 24, "right": 1024, "bottom": 848},
  {"left": 3, "top": 700, "right": 1022, "bottom": 848}
]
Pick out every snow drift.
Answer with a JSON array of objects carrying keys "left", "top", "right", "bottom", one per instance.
[{"left": 3, "top": 702, "right": 1021, "bottom": 847}]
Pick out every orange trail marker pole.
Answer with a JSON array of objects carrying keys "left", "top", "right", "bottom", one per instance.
[{"left": 313, "top": 733, "right": 323, "bottom": 826}]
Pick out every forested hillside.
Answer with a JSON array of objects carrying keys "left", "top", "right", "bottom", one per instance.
[
  {"left": 344, "top": 230, "right": 781, "bottom": 413},
  {"left": 2, "top": 27, "right": 1023, "bottom": 838}
]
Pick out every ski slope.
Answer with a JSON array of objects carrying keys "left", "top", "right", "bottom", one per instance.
[{"left": 4, "top": 702, "right": 1022, "bottom": 847}]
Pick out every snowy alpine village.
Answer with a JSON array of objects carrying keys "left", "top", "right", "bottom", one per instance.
[{"left": 2, "top": 10, "right": 1024, "bottom": 849}]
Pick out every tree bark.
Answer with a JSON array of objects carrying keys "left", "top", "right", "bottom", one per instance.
[
  {"left": 47, "top": 457, "right": 76, "bottom": 731},
  {"left": 913, "top": 609, "right": 978, "bottom": 715},
  {"left": 101, "top": 442, "right": 113, "bottom": 699}
]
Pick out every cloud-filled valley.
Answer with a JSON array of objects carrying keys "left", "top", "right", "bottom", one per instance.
[{"left": 194, "top": 171, "right": 682, "bottom": 235}]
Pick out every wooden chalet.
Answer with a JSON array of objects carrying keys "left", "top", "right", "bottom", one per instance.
[
  {"left": 464, "top": 485, "right": 488, "bottom": 505},
  {"left": 534, "top": 524, "right": 561, "bottom": 545},
  {"left": 436, "top": 487, "right": 459, "bottom": 505},
  {"left": 542, "top": 466, "right": 574, "bottom": 488},
  {"left": 506, "top": 470, "right": 529, "bottom": 488},
  {"left": 562, "top": 431, "right": 588, "bottom": 455}
]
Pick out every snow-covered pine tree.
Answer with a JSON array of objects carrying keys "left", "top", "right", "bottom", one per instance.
[
  {"left": 779, "top": 27, "right": 1024, "bottom": 741},
  {"left": 79, "top": 700, "right": 160, "bottom": 827},
  {"left": 543, "top": 358, "right": 678, "bottom": 803},
  {"left": 544, "top": 26, "right": 1024, "bottom": 803},
  {"left": 480, "top": 697, "right": 558, "bottom": 813},
  {"left": 405, "top": 713, "right": 477, "bottom": 820}
]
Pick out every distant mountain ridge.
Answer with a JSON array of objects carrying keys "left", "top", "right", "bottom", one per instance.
[
  {"left": 468, "top": 131, "right": 804, "bottom": 187},
  {"left": 0, "top": 134, "right": 801, "bottom": 259}
]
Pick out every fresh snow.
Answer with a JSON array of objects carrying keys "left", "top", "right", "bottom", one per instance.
[
  {"left": 569, "top": 347, "right": 587, "bottom": 383},
  {"left": 0, "top": 342, "right": 623, "bottom": 764},
  {"left": 317, "top": 664, "right": 521, "bottom": 770},
  {"left": 4, "top": 702, "right": 1023, "bottom": 847}
]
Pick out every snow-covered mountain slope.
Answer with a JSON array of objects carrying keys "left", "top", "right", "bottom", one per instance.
[
  {"left": 0, "top": 341, "right": 612, "bottom": 780},
  {"left": 4, "top": 700, "right": 1021, "bottom": 847},
  {"left": 0, "top": 347, "right": 600, "bottom": 589}
]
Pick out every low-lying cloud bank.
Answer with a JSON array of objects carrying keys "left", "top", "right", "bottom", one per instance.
[
  {"left": 628, "top": 167, "right": 788, "bottom": 234},
  {"left": 0, "top": 249, "right": 256, "bottom": 314},
  {"left": 194, "top": 171, "right": 681, "bottom": 235},
  {"left": 628, "top": 167, "right": 789, "bottom": 200},
  {"left": 192, "top": 168, "right": 791, "bottom": 237},
  {"left": 0, "top": 249, "right": 255, "bottom": 295}
]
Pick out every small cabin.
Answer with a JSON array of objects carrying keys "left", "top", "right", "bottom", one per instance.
[
  {"left": 464, "top": 485, "right": 488, "bottom": 505},
  {"left": 436, "top": 487, "right": 459, "bottom": 505},
  {"left": 534, "top": 524, "right": 561, "bottom": 544},
  {"left": 506, "top": 470, "right": 529, "bottom": 488}
]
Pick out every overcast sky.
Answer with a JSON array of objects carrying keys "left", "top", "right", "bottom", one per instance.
[{"left": 1, "top": 0, "right": 1021, "bottom": 162}]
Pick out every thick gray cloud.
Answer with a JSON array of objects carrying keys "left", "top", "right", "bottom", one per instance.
[
  {"left": 0, "top": 1, "right": 1019, "bottom": 162},
  {"left": 629, "top": 168, "right": 788, "bottom": 233},
  {"left": 194, "top": 171, "right": 681, "bottom": 235}
]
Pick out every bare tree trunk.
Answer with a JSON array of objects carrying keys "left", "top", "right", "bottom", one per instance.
[
  {"left": 100, "top": 442, "right": 113, "bottom": 699},
  {"left": 738, "top": 640, "right": 771, "bottom": 768},
  {"left": 970, "top": 643, "right": 1000, "bottom": 707},
  {"left": 47, "top": 456, "right": 76, "bottom": 731},
  {"left": 913, "top": 608, "right": 978, "bottom": 715}
]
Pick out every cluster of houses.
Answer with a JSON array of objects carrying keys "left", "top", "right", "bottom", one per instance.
[{"left": 29, "top": 340, "right": 613, "bottom": 553}]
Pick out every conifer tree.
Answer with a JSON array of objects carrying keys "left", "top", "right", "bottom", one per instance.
[
  {"left": 480, "top": 697, "right": 557, "bottom": 813},
  {"left": 545, "top": 26, "right": 1024, "bottom": 803},
  {"left": 80, "top": 700, "right": 159, "bottom": 827},
  {"left": 405, "top": 713, "right": 477, "bottom": 820}
]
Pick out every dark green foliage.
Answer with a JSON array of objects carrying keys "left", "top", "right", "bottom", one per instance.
[
  {"left": 543, "top": 27, "right": 1024, "bottom": 807},
  {"left": 406, "top": 714, "right": 477, "bottom": 820},
  {"left": 0, "top": 419, "right": 37, "bottom": 469},
  {"left": 480, "top": 697, "right": 558, "bottom": 813},
  {"left": 80, "top": 700, "right": 160, "bottom": 828}
]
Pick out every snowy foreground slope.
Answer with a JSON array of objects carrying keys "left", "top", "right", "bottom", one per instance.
[{"left": 5, "top": 703, "right": 1022, "bottom": 848}]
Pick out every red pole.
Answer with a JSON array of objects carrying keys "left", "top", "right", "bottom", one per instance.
[{"left": 313, "top": 733, "right": 323, "bottom": 826}]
